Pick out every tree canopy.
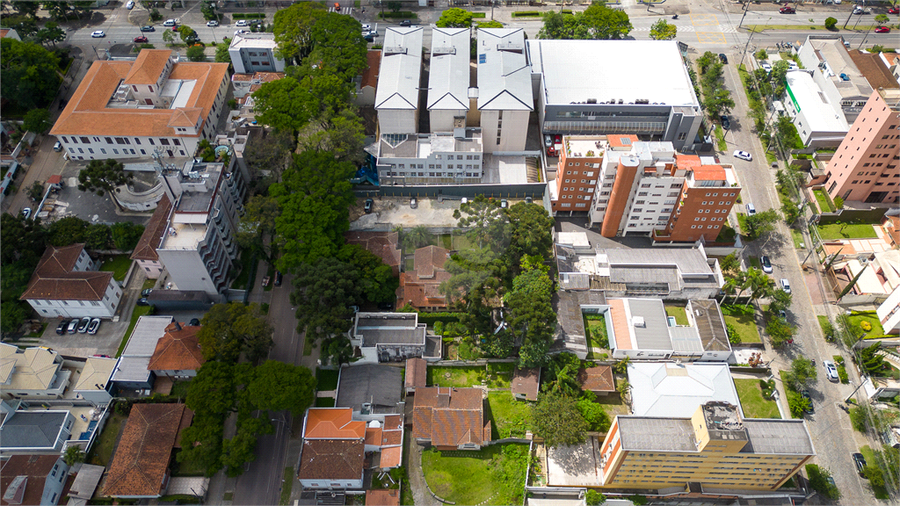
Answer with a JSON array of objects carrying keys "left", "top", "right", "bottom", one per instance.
[
  {"left": 290, "top": 256, "right": 361, "bottom": 359},
  {"left": 506, "top": 268, "right": 555, "bottom": 368},
  {"left": 649, "top": 18, "right": 677, "bottom": 40},
  {"left": 273, "top": 2, "right": 328, "bottom": 64},
  {"left": 196, "top": 302, "right": 274, "bottom": 362},
  {"left": 77, "top": 159, "right": 134, "bottom": 203},
  {"left": 1, "top": 37, "right": 62, "bottom": 110},
  {"left": 532, "top": 392, "right": 589, "bottom": 447},
  {"left": 538, "top": 2, "right": 632, "bottom": 40},
  {"left": 436, "top": 8, "right": 474, "bottom": 28}
]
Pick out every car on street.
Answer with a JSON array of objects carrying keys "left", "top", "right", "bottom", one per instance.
[
  {"left": 889, "top": 6, "right": 900, "bottom": 13},
  {"left": 780, "top": 278, "right": 791, "bottom": 294},
  {"left": 823, "top": 360, "right": 839, "bottom": 381},
  {"left": 364, "top": 29, "right": 377, "bottom": 36},
  {"left": 163, "top": 19, "right": 177, "bottom": 26},
  {"left": 364, "top": 198, "right": 374, "bottom": 213},
  {"left": 126, "top": 0, "right": 135, "bottom": 8},
  {"left": 141, "top": 25, "right": 155, "bottom": 31},
  {"left": 779, "top": 6, "right": 796, "bottom": 13},
  {"left": 53, "top": 141, "right": 63, "bottom": 151},
  {"left": 136, "top": 297, "right": 150, "bottom": 306},
  {"left": 746, "top": 202, "right": 756, "bottom": 215},
  {"left": 141, "top": 288, "right": 153, "bottom": 297},
  {"left": 21, "top": 207, "right": 31, "bottom": 219},
  {"left": 87, "top": 318, "right": 101, "bottom": 335},
  {"left": 274, "top": 271, "right": 283, "bottom": 287},
  {"left": 236, "top": 19, "right": 248, "bottom": 26},
  {"left": 234, "top": 29, "right": 249, "bottom": 36},
  {"left": 399, "top": 19, "right": 411, "bottom": 26},
  {"left": 67, "top": 318, "right": 79, "bottom": 334},
  {"left": 874, "top": 26, "right": 891, "bottom": 33},
  {"left": 133, "top": 36, "right": 148, "bottom": 43},
  {"left": 91, "top": 30, "right": 105, "bottom": 38},
  {"left": 361, "top": 23, "right": 371, "bottom": 30},
  {"left": 77, "top": 316, "right": 91, "bottom": 333},
  {"left": 720, "top": 115, "right": 731, "bottom": 130},
  {"left": 733, "top": 150, "right": 752, "bottom": 161},
  {"left": 56, "top": 321, "right": 67, "bottom": 335},
  {"left": 363, "top": 34, "right": 374, "bottom": 42},
  {"left": 853, "top": 5, "right": 870, "bottom": 14},
  {"left": 852, "top": 452, "right": 867, "bottom": 476},
  {"left": 207, "top": 20, "right": 219, "bottom": 27},
  {"left": 189, "top": 318, "right": 201, "bottom": 326},
  {"left": 410, "top": 197, "right": 417, "bottom": 209},
  {"left": 761, "top": 61, "right": 772, "bottom": 73},
  {"left": 761, "top": 255, "right": 773, "bottom": 273},
  {"left": 800, "top": 389, "right": 814, "bottom": 414},
  {"left": 718, "top": 53, "right": 728, "bottom": 64}
]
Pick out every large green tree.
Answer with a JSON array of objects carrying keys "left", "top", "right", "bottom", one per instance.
[
  {"left": 305, "top": 12, "right": 367, "bottom": 80},
  {"left": 77, "top": 159, "right": 134, "bottom": 209},
  {"left": 290, "top": 256, "right": 361, "bottom": 346},
  {"left": 506, "top": 269, "right": 555, "bottom": 368},
  {"left": 337, "top": 244, "right": 398, "bottom": 304},
  {"left": 436, "top": 7, "right": 474, "bottom": 28},
  {"left": 272, "top": 1, "right": 328, "bottom": 64},
  {"left": 580, "top": 1, "right": 633, "bottom": 39},
  {"left": 236, "top": 194, "right": 281, "bottom": 264},
  {"left": 743, "top": 209, "right": 780, "bottom": 241},
  {"left": 506, "top": 202, "right": 554, "bottom": 271},
  {"left": 0, "top": 38, "right": 62, "bottom": 110},
  {"left": 47, "top": 216, "right": 88, "bottom": 247},
  {"left": 649, "top": 18, "right": 677, "bottom": 40},
  {"left": 196, "top": 302, "right": 274, "bottom": 362},
  {"left": 532, "top": 392, "right": 589, "bottom": 447}
]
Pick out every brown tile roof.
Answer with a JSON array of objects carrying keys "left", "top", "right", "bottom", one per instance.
[
  {"left": 511, "top": 367, "right": 540, "bottom": 401},
  {"left": 304, "top": 408, "right": 366, "bottom": 440},
  {"left": 124, "top": 49, "right": 171, "bottom": 84},
  {"left": 362, "top": 50, "right": 382, "bottom": 90},
  {"left": 147, "top": 322, "right": 205, "bottom": 372},
  {"left": 20, "top": 244, "right": 114, "bottom": 302},
  {"left": 131, "top": 194, "right": 172, "bottom": 261},
  {"left": 365, "top": 427, "right": 383, "bottom": 446},
  {"left": 103, "top": 403, "right": 186, "bottom": 497},
  {"left": 166, "top": 107, "right": 202, "bottom": 128},
  {"left": 848, "top": 50, "right": 900, "bottom": 90},
  {"left": 366, "top": 489, "right": 400, "bottom": 506},
  {"left": 405, "top": 358, "right": 427, "bottom": 390},
  {"left": 379, "top": 446, "right": 403, "bottom": 469},
  {"left": 412, "top": 387, "right": 489, "bottom": 447},
  {"left": 577, "top": 366, "right": 615, "bottom": 393},
  {"left": 382, "top": 415, "right": 403, "bottom": 431},
  {"left": 381, "top": 429, "right": 402, "bottom": 446},
  {"left": 297, "top": 439, "right": 364, "bottom": 480},
  {"left": 51, "top": 53, "right": 229, "bottom": 139},
  {"left": 0, "top": 455, "right": 62, "bottom": 506},
  {"left": 396, "top": 246, "right": 452, "bottom": 310},
  {"left": 344, "top": 231, "right": 401, "bottom": 276},
  {"left": 414, "top": 245, "right": 448, "bottom": 279}
]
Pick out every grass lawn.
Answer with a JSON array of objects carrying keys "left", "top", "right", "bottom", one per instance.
[
  {"left": 721, "top": 307, "right": 761, "bottom": 344},
  {"left": 99, "top": 254, "right": 132, "bottom": 282},
  {"left": 170, "top": 379, "right": 191, "bottom": 399},
  {"left": 816, "top": 223, "right": 878, "bottom": 240},
  {"left": 860, "top": 445, "right": 891, "bottom": 499},
  {"left": 314, "top": 397, "right": 335, "bottom": 407},
  {"left": 422, "top": 444, "right": 528, "bottom": 505},
  {"left": 595, "top": 393, "right": 630, "bottom": 418},
  {"left": 714, "top": 125, "right": 727, "bottom": 151},
  {"left": 665, "top": 305, "right": 689, "bottom": 326},
  {"left": 142, "top": 278, "right": 156, "bottom": 291},
  {"left": 487, "top": 391, "right": 533, "bottom": 439},
  {"left": 316, "top": 369, "right": 339, "bottom": 391},
  {"left": 584, "top": 315, "right": 609, "bottom": 350},
  {"left": 117, "top": 305, "right": 152, "bottom": 357},
  {"left": 734, "top": 379, "right": 780, "bottom": 419},
  {"left": 847, "top": 312, "right": 886, "bottom": 339},
  {"left": 86, "top": 412, "right": 126, "bottom": 467},
  {"left": 428, "top": 366, "right": 483, "bottom": 387},
  {"left": 486, "top": 363, "right": 514, "bottom": 389},
  {"left": 791, "top": 229, "right": 805, "bottom": 249},
  {"left": 748, "top": 256, "right": 760, "bottom": 269},
  {"left": 813, "top": 189, "right": 835, "bottom": 213},
  {"left": 172, "top": 448, "right": 208, "bottom": 476},
  {"left": 817, "top": 315, "right": 834, "bottom": 339},
  {"left": 280, "top": 467, "right": 294, "bottom": 505}
]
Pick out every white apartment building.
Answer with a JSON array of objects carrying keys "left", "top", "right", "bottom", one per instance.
[
  {"left": 375, "top": 26, "right": 424, "bottom": 135},
  {"left": 228, "top": 34, "right": 285, "bottom": 75},
  {"left": 476, "top": 28, "right": 533, "bottom": 154},
  {"left": 371, "top": 129, "right": 484, "bottom": 185},
  {"left": 155, "top": 158, "right": 246, "bottom": 296},
  {"left": 427, "top": 27, "right": 470, "bottom": 132},
  {"left": 50, "top": 50, "right": 230, "bottom": 161}
]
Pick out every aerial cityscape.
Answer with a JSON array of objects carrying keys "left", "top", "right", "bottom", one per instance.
[{"left": 1, "top": 0, "right": 899, "bottom": 505}]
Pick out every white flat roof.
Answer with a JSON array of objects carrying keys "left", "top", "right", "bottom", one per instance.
[
  {"left": 428, "top": 27, "right": 470, "bottom": 111},
  {"left": 786, "top": 72, "right": 849, "bottom": 133},
  {"left": 229, "top": 34, "right": 277, "bottom": 50},
  {"left": 476, "top": 28, "right": 533, "bottom": 111},
  {"left": 528, "top": 40, "right": 699, "bottom": 107},
  {"left": 375, "top": 26, "right": 424, "bottom": 111},
  {"left": 122, "top": 315, "right": 172, "bottom": 357},
  {"left": 627, "top": 362, "right": 741, "bottom": 418}
]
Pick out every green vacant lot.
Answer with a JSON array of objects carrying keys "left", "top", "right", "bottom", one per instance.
[
  {"left": 99, "top": 255, "right": 132, "bottom": 282},
  {"left": 428, "top": 366, "right": 483, "bottom": 387},
  {"left": 316, "top": 369, "right": 339, "bottom": 391},
  {"left": 813, "top": 189, "right": 835, "bottom": 213},
  {"left": 721, "top": 306, "right": 761, "bottom": 343},
  {"left": 486, "top": 363, "right": 514, "bottom": 389},
  {"left": 87, "top": 412, "right": 126, "bottom": 467},
  {"left": 816, "top": 223, "right": 877, "bottom": 239},
  {"left": 487, "top": 391, "right": 533, "bottom": 439},
  {"left": 734, "top": 379, "right": 780, "bottom": 419},
  {"left": 422, "top": 444, "right": 528, "bottom": 505}
]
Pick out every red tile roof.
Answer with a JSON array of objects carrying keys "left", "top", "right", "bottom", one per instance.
[
  {"left": 365, "top": 427, "right": 383, "bottom": 446},
  {"left": 0, "top": 455, "right": 63, "bottom": 506},
  {"left": 366, "top": 489, "right": 400, "bottom": 506},
  {"left": 379, "top": 446, "right": 403, "bottom": 469},
  {"left": 848, "top": 50, "right": 900, "bottom": 90},
  {"left": 297, "top": 439, "right": 364, "bottom": 480},
  {"left": 103, "top": 404, "right": 186, "bottom": 497},
  {"left": 396, "top": 246, "right": 451, "bottom": 310},
  {"left": 20, "top": 244, "right": 114, "bottom": 302},
  {"left": 147, "top": 322, "right": 205, "bottom": 372},
  {"left": 511, "top": 367, "right": 540, "bottom": 401},
  {"left": 412, "top": 387, "right": 489, "bottom": 447},
  {"left": 361, "top": 50, "right": 381, "bottom": 90},
  {"left": 344, "top": 231, "right": 401, "bottom": 276},
  {"left": 131, "top": 194, "right": 172, "bottom": 262},
  {"left": 405, "top": 358, "right": 427, "bottom": 390},
  {"left": 693, "top": 165, "right": 726, "bottom": 181},
  {"left": 577, "top": 366, "right": 615, "bottom": 393},
  {"left": 304, "top": 408, "right": 366, "bottom": 440}
]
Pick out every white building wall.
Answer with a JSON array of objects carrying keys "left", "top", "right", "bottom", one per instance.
[
  {"left": 480, "top": 110, "right": 529, "bottom": 153},
  {"left": 135, "top": 259, "right": 164, "bottom": 279},
  {"left": 27, "top": 279, "right": 122, "bottom": 319},
  {"left": 298, "top": 478, "right": 364, "bottom": 490},
  {"left": 877, "top": 285, "right": 900, "bottom": 334},
  {"left": 378, "top": 109, "right": 417, "bottom": 135},
  {"left": 153, "top": 369, "right": 198, "bottom": 379},
  {"left": 622, "top": 176, "right": 684, "bottom": 235},
  {"left": 157, "top": 246, "right": 218, "bottom": 295},
  {"left": 430, "top": 109, "right": 466, "bottom": 132},
  {"left": 58, "top": 135, "right": 200, "bottom": 161}
]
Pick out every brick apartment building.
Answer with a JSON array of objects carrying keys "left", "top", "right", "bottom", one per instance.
[{"left": 823, "top": 88, "right": 900, "bottom": 205}]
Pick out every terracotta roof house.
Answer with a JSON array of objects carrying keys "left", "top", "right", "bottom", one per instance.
[
  {"left": 147, "top": 321, "right": 204, "bottom": 378},
  {"left": 396, "top": 246, "right": 452, "bottom": 311},
  {"left": 50, "top": 50, "right": 230, "bottom": 162},
  {"left": 355, "top": 50, "right": 382, "bottom": 106},
  {"left": 511, "top": 367, "right": 540, "bottom": 401},
  {"left": 0, "top": 455, "right": 69, "bottom": 506},
  {"left": 412, "top": 387, "right": 491, "bottom": 450},
  {"left": 344, "top": 231, "right": 401, "bottom": 276},
  {"left": 231, "top": 71, "right": 285, "bottom": 99},
  {"left": 130, "top": 194, "right": 172, "bottom": 280},
  {"left": 102, "top": 403, "right": 187, "bottom": 498},
  {"left": 366, "top": 489, "right": 400, "bottom": 506},
  {"left": 405, "top": 358, "right": 427, "bottom": 394},
  {"left": 19, "top": 244, "right": 122, "bottom": 319},
  {"left": 577, "top": 365, "right": 616, "bottom": 396}
]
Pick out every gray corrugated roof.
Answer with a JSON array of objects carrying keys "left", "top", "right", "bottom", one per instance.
[
  {"left": 669, "top": 326, "right": 704, "bottom": 352},
  {"left": 617, "top": 416, "right": 698, "bottom": 452},
  {"left": 122, "top": 315, "right": 172, "bottom": 357},
  {"left": 689, "top": 300, "right": 731, "bottom": 352},
  {"left": 355, "top": 313, "right": 425, "bottom": 347},
  {"left": 428, "top": 27, "right": 470, "bottom": 111},
  {"left": 375, "top": 27, "right": 424, "bottom": 111},
  {"left": 603, "top": 248, "right": 713, "bottom": 275},
  {"left": 553, "top": 291, "right": 606, "bottom": 353},
  {"left": 335, "top": 364, "right": 402, "bottom": 412},
  {"left": 0, "top": 411, "right": 67, "bottom": 449},
  {"left": 110, "top": 356, "right": 152, "bottom": 382},
  {"left": 476, "top": 28, "right": 533, "bottom": 111},
  {"left": 742, "top": 419, "right": 816, "bottom": 455},
  {"left": 626, "top": 299, "right": 671, "bottom": 350}
]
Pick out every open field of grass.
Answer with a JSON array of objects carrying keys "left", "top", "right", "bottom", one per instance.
[
  {"left": 813, "top": 189, "right": 835, "bottom": 213},
  {"left": 316, "top": 369, "right": 339, "bottom": 391},
  {"left": 422, "top": 444, "right": 528, "bottom": 505},
  {"left": 847, "top": 312, "right": 887, "bottom": 339},
  {"left": 487, "top": 391, "right": 533, "bottom": 439},
  {"left": 428, "top": 366, "right": 483, "bottom": 387},
  {"left": 734, "top": 379, "right": 780, "bottom": 419},
  {"left": 86, "top": 412, "right": 126, "bottom": 467},
  {"left": 816, "top": 223, "right": 878, "bottom": 239},
  {"left": 99, "top": 255, "right": 132, "bottom": 282},
  {"left": 721, "top": 305, "right": 762, "bottom": 343}
]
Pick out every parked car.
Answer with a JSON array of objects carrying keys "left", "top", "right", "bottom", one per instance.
[
  {"left": 56, "top": 321, "right": 67, "bottom": 335},
  {"left": 852, "top": 452, "right": 867, "bottom": 476},
  {"left": 77, "top": 316, "right": 91, "bottom": 333},
  {"left": 261, "top": 275, "right": 271, "bottom": 287},
  {"left": 163, "top": 18, "right": 177, "bottom": 26},
  {"left": 361, "top": 23, "right": 371, "bottom": 30},
  {"left": 780, "top": 278, "right": 791, "bottom": 294},
  {"left": 234, "top": 29, "right": 249, "bottom": 36},
  {"left": 410, "top": 197, "right": 417, "bottom": 209},
  {"left": 236, "top": 19, "right": 248, "bottom": 26},
  {"left": 718, "top": 53, "right": 728, "bottom": 64},
  {"left": 761, "top": 255, "right": 773, "bottom": 273},
  {"left": 189, "top": 318, "right": 201, "bottom": 326},
  {"left": 136, "top": 297, "right": 150, "bottom": 306},
  {"left": 500, "top": 199, "right": 508, "bottom": 209},
  {"left": 67, "top": 318, "right": 79, "bottom": 334},
  {"left": 364, "top": 198, "right": 374, "bottom": 214},
  {"left": 889, "top": 6, "right": 900, "bottom": 14},
  {"left": 399, "top": 19, "right": 411, "bottom": 26},
  {"left": 207, "top": 20, "right": 219, "bottom": 27},
  {"left": 377, "top": 301, "right": 394, "bottom": 311},
  {"left": 746, "top": 203, "right": 756, "bottom": 216},
  {"left": 800, "top": 390, "right": 814, "bottom": 414},
  {"left": 733, "top": 150, "right": 752, "bottom": 161},
  {"left": 21, "top": 207, "right": 31, "bottom": 220},
  {"left": 761, "top": 61, "right": 772, "bottom": 73},
  {"left": 126, "top": 0, "right": 135, "bottom": 9},
  {"left": 363, "top": 34, "right": 374, "bottom": 42},
  {"left": 274, "top": 271, "right": 283, "bottom": 287},
  {"left": 720, "top": 115, "right": 731, "bottom": 130},
  {"left": 853, "top": 5, "right": 869, "bottom": 14},
  {"left": 874, "top": 26, "right": 891, "bottom": 33},
  {"left": 87, "top": 318, "right": 101, "bottom": 335},
  {"left": 140, "top": 25, "right": 155, "bottom": 31},
  {"left": 53, "top": 140, "right": 63, "bottom": 151},
  {"left": 779, "top": 6, "right": 796, "bottom": 13},
  {"left": 91, "top": 30, "right": 105, "bottom": 38},
  {"left": 141, "top": 288, "right": 153, "bottom": 297},
  {"left": 823, "top": 360, "right": 839, "bottom": 381},
  {"left": 133, "top": 36, "right": 148, "bottom": 43}
]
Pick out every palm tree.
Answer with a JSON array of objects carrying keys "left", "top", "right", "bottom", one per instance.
[{"left": 746, "top": 268, "right": 773, "bottom": 303}]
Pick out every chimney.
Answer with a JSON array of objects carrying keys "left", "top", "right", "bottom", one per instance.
[
  {"left": 174, "top": 321, "right": 182, "bottom": 331},
  {"left": 3, "top": 476, "right": 27, "bottom": 505}
]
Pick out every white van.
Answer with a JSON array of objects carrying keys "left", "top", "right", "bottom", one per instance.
[
  {"left": 746, "top": 203, "right": 756, "bottom": 216},
  {"left": 163, "top": 19, "right": 177, "bottom": 26},
  {"left": 780, "top": 278, "right": 791, "bottom": 294}
]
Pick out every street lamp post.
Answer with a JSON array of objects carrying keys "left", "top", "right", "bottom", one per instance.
[{"left": 845, "top": 379, "right": 867, "bottom": 403}]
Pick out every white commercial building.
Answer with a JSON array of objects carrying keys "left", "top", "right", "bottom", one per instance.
[
  {"left": 877, "top": 285, "right": 900, "bottom": 335},
  {"left": 476, "top": 28, "right": 533, "bottom": 154},
  {"left": 375, "top": 26, "right": 424, "bottom": 135},
  {"left": 369, "top": 129, "right": 484, "bottom": 185},
  {"left": 427, "top": 27, "right": 470, "bottom": 132},
  {"left": 784, "top": 71, "right": 850, "bottom": 148},
  {"left": 627, "top": 362, "right": 742, "bottom": 418},
  {"left": 227, "top": 34, "right": 285, "bottom": 75}
]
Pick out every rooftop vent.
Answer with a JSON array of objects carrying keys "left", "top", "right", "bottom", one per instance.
[
  {"left": 633, "top": 316, "right": 646, "bottom": 328},
  {"left": 383, "top": 46, "right": 408, "bottom": 56},
  {"left": 432, "top": 47, "right": 456, "bottom": 56}
]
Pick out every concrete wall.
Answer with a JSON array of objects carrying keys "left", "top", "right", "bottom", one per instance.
[
  {"left": 377, "top": 109, "right": 418, "bottom": 135},
  {"left": 481, "top": 110, "right": 530, "bottom": 153}
]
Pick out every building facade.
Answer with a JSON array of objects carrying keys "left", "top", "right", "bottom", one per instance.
[
  {"left": 655, "top": 160, "right": 741, "bottom": 243},
  {"left": 375, "top": 27, "right": 424, "bottom": 135},
  {"left": 823, "top": 88, "right": 900, "bottom": 204},
  {"left": 227, "top": 34, "right": 285, "bottom": 75},
  {"left": 428, "top": 27, "right": 470, "bottom": 132},
  {"left": 477, "top": 28, "right": 533, "bottom": 154},
  {"left": 372, "top": 129, "right": 484, "bottom": 185}
]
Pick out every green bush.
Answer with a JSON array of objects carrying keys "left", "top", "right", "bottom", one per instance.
[
  {"left": 806, "top": 464, "right": 841, "bottom": 500},
  {"left": 433, "top": 321, "right": 444, "bottom": 335},
  {"left": 585, "top": 490, "right": 606, "bottom": 506},
  {"left": 416, "top": 312, "right": 461, "bottom": 325},
  {"left": 511, "top": 10, "right": 541, "bottom": 16},
  {"left": 825, "top": 16, "right": 837, "bottom": 29},
  {"left": 231, "top": 12, "right": 265, "bottom": 19},
  {"left": 837, "top": 363, "right": 848, "bottom": 383},
  {"left": 472, "top": 12, "right": 486, "bottom": 18}
]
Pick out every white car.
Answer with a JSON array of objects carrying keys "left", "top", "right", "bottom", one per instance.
[
  {"left": 207, "top": 20, "right": 219, "bottom": 27},
  {"left": 823, "top": 360, "right": 839, "bottom": 381},
  {"left": 760, "top": 62, "right": 772, "bottom": 73},
  {"left": 234, "top": 29, "right": 249, "bottom": 36},
  {"left": 733, "top": 150, "right": 752, "bottom": 161},
  {"left": 361, "top": 23, "right": 371, "bottom": 30},
  {"left": 163, "top": 18, "right": 177, "bottom": 26},
  {"left": 91, "top": 30, "right": 105, "bottom": 38},
  {"left": 126, "top": 0, "right": 134, "bottom": 9},
  {"left": 236, "top": 19, "right": 248, "bottom": 26},
  {"left": 21, "top": 207, "right": 31, "bottom": 219}
]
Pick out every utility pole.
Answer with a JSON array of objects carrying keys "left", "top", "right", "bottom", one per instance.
[{"left": 738, "top": 0, "right": 750, "bottom": 29}]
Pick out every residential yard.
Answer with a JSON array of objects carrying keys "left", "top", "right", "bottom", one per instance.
[
  {"left": 860, "top": 445, "right": 891, "bottom": 500},
  {"left": 486, "top": 363, "right": 514, "bottom": 389},
  {"left": 315, "top": 397, "right": 335, "bottom": 407},
  {"left": 595, "top": 393, "right": 630, "bottom": 418},
  {"left": 791, "top": 229, "right": 805, "bottom": 249},
  {"left": 734, "top": 379, "right": 780, "bottom": 419},
  {"left": 428, "top": 366, "right": 483, "bottom": 387},
  {"left": 117, "top": 305, "right": 152, "bottom": 357},
  {"left": 721, "top": 305, "right": 762, "bottom": 343},
  {"left": 813, "top": 189, "right": 835, "bottom": 213},
  {"left": 665, "top": 305, "right": 689, "bottom": 326},
  {"left": 422, "top": 444, "right": 529, "bottom": 505},
  {"left": 172, "top": 448, "right": 208, "bottom": 476},
  {"left": 584, "top": 314, "right": 609, "bottom": 351},
  {"left": 816, "top": 223, "right": 878, "bottom": 239},
  {"left": 847, "top": 312, "right": 886, "bottom": 339},
  {"left": 316, "top": 369, "right": 339, "bottom": 391},
  {"left": 86, "top": 411, "right": 126, "bottom": 467},
  {"left": 99, "top": 254, "right": 132, "bottom": 282},
  {"left": 487, "top": 391, "right": 533, "bottom": 439}
]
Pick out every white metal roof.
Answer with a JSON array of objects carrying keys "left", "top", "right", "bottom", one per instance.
[
  {"left": 375, "top": 26, "right": 424, "bottom": 111},
  {"left": 476, "top": 28, "right": 533, "bottom": 111},
  {"left": 122, "top": 315, "right": 172, "bottom": 357},
  {"left": 427, "top": 27, "right": 470, "bottom": 111},
  {"left": 627, "top": 362, "right": 740, "bottom": 418},
  {"left": 528, "top": 40, "right": 699, "bottom": 107},
  {"left": 785, "top": 71, "right": 849, "bottom": 133}
]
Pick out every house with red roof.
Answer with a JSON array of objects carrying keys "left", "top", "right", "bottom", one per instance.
[
  {"left": 412, "top": 387, "right": 491, "bottom": 450},
  {"left": 147, "top": 321, "right": 205, "bottom": 379},
  {"left": 395, "top": 245, "right": 452, "bottom": 311}
]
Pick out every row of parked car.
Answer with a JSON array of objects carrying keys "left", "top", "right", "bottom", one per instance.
[{"left": 56, "top": 317, "right": 101, "bottom": 335}]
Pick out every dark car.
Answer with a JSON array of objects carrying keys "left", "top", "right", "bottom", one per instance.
[
  {"left": 718, "top": 53, "right": 728, "bottom": 64},
  {"left": 852, "top": 452, "right": 867, "bottom": 476},
  {"left": 720, "top": 115, "right": 731, "bottom": 130},
  {"left": 77, "top": 316, "right": 91, "bottom": 333},
  {"left": 189, "top": 318, "right": 201, "bottom": 326},
  {"left": 779, "top": 6, "right": 796, "bottom": 13},
  {"left": 378, "top": 301, "right": 394, "bottom": 311},
  {"left": 399, "top": 19, "right": 411, "bottom": 26},
  {"left": 274, "top": 270, "right": 283, "bottom": 287},
  {"left": 364, "top": 198, "right": 374, "bottom": 214},
  {"left": 56, "top": 321, "right": 67, "bottom": 335},
  {"left": 87, "top": 318, "right": 101, "bottom": 335},
  {"left": 363, "top": 34, "right": 374, "bottom": 42},
  {"left": 141, "top": 288, "right": 153, "bottom": 297},
  {"left": 800, "top": 390, "right": 814, "bottom": 414},
  {"left": 140, "top": 25, "right": 155, "bottom": 32},
  {"left": 67, "top": 318, "right": 79, "bottom": 334},
  {"left": 136, "top": 298, "right": 150, "bottom": 306},
  {"left": 133, "top": 36, "right": 148, "bottom": 43}
]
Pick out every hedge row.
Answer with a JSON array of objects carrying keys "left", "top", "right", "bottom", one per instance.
[
  {"left": 231, "top": 12, "right": 265, "bottom": 19},
  {"left": 378, "top": 11, "right": 416, "bottom": 18},
  {"left": 416, "top": 312, "right": 461, "bottom": 325},
  {"left": 511, "top": 11, "right": 541, "bottom": 17},
  {"left": 472, "top": 12, "right": 486, "bottom": 18}
]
